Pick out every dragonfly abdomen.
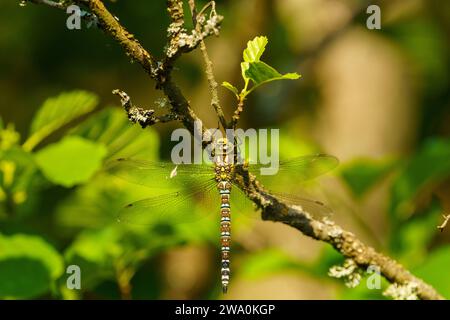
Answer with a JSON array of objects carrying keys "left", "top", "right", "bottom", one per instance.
[
  {"left": 219, "top": 181, "right": 232, "bottom": 293},
  {"left": 214, "top": 138, "right": 235, "bottom": 294}
]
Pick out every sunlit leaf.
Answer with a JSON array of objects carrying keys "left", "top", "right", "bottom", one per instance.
[
  {"left": 241, "top": 36, "right": 268, "bottom": 82},
  {"left": 23, "top": 91, "right": 98, "bottom": 151},
  {"left": 34, "top": 136, "right": 107, "bottom": 187},
  {"left": 243, "top": 36, "right": 268, "bottom": 63},
  {"left": 221, "top": 81, "right": 239, "bottom": 97},
  {"left": 245, "top": 61, "right": 300, "bottom": 93}
]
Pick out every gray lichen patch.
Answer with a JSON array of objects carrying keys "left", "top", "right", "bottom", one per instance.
[
  {"left": 329, "top": 259, "right": 363, "bottom": 288},
  {"left": 383, "top": 282, "right": 420, "bottom": 300}
]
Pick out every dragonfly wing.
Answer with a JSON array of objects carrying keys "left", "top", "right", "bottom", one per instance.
[
  {"left": 229, "top": 184, "right": 259, "bottom": 220},
  {"left": 105, "top": 158, "right": 212, "bottom": 188},
  {"left": 250, "top": 153, "right": 338, "bottom": 180},
  {"left": 117, "top": 180, "right": 218, "bottom": 226},
  {"left": 249, "top": 154, "right": 338, "bottom": 189},
  {"left": 228, "top": 184, "right": 332, "bottom": 221},
  {"left": 268, "top": 191, "right": 333, "bottom": 220}
]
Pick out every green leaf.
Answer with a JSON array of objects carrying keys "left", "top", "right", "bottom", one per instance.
[
  {"left": 0, "top": 233, "right": 64, "bottom": 299},
  {"left": 34, "top": 136, "right": 107, "bottom": 187},
  {"left": 23, "top": 91, "right": 99, "bottom": 151},
  {"left": 238, "top": 36, "right": 301, "bottom": 97},
  {"left": 241, "top": 62, "right": 250, "bottom": 83},
  {"left": 389, "top": 138, "right": 450, "bottom": 220},
  {"left": 221, "top": 81, "right": 239, "bottom": 97},
  {"left": 243, "top": 61, "right": 300, "bottom": 95},
  {"left": 414, "top": 245, "right": 450, "bottom": 299},
  {"left": 241, "top": 36, "right": 268, "bottom": 82},
  {"left": 243, "top": 36, "right": 268, "bottom": 63},
  {"left": 340, "top": 158, "right": 397, "bottom": 199},
  {"left": 246, "top": 61, "right": 300, "bottom": 85}
]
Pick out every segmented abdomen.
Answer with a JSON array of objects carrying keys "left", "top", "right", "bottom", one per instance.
[{"left": 219, "top": 187, "right": 231, "bottom": 293}]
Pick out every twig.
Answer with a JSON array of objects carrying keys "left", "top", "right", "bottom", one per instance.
[
  {"left": 27, "top": 0, "right": 66, "bottom": 9},
  {"left": 188, "top": 0, "right": 198, "bottom": 26},
  {"left": 437, "top": 214, "right": 450, "bottom": 232},
  {"left": 190, "top": 1, "right": 228, "bottom": 130},
  {"left": 230, "top": 98, "right": 244, "bottom": 129},
  {"left": 163, "top": 0, "right": 223, "bottom": 69},
  {"left": 28, "top": 0, "right": 444, "bottom": 300},
  {"left": 112, "top": 89, "right": 178, "bottom": 128}
]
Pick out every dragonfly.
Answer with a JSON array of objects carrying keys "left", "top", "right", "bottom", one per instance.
[{"left": 106, "top": 138, "right": 338, "bottom": 293}]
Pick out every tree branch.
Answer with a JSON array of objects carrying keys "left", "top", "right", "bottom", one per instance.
[
  {"left": 232, "top": 165, "right": 444, "bottom": 300},
  {"left": 27, "top": 0, "right": 444, "bottom": 300},
  {"left": 112, "top": 89, "right": 178, "bottom": 127}
]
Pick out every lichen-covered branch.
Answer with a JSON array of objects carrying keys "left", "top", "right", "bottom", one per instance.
[
  {"left": 112, "top": 89, "right": 178, "bottom": 128},
  {"left": 232, "top": 165, "right": 444, "bottom": 300},
  {"left": 164, "top": 0, "right": 223, "bottom": 61},
  {"left": 230, "top": 98, "right": 245, "bottom": 129}
]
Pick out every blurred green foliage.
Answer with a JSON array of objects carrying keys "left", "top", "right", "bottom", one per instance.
[
  {"left": 0, "top": 0, "right": 449, "bottom": 300},
  {"left": 0, "top": 90, "right": 449, "bottom": 299}
]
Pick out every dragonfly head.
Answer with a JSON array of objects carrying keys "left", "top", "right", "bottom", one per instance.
[{"left": 213, "top": 137, "right": 234, "bottom": 156}]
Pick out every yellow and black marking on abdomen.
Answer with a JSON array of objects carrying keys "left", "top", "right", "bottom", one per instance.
[{"left": 214, "top": 138, "right": 235, "bottom": 294}]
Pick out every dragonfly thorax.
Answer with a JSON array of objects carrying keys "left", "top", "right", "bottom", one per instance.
[{"left": 214, "top": 162, "right": 234, "bottom": 184}]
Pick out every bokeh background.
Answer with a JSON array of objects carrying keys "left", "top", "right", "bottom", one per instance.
[{"left": 0, "top": 0, "right": 449, "bottom": 299}]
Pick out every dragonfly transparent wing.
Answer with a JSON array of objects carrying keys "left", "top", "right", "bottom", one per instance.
[
  {"left": 117, "top": 179, "right": 218, "bottom": 226},
  {"left": 249, "top": 154, "right": 338, "bottom": 184},
  {"left": 228, "top": 184, "right": 260, "bottom": 220},
  {"left": 227, "top": 183, "right": 332, "bottom": 221},
  {"left": 105, "top": 158, "right": 213, "bottom": 188},
  {"left": 268, "top": 191, "right": 333, "bottom": 220}
]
